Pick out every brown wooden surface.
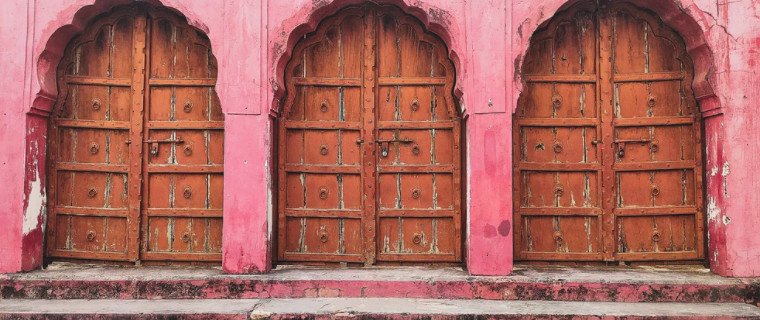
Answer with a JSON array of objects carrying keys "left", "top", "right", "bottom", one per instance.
[
  {"left": 47, "top": 4, "right": 223, "bottom": 263},
  {"left": 278, "top": 4, "right": 461, "bottom": 265},
  {"left": 514, "top": 1, "right": 704, "bottom": 262}
]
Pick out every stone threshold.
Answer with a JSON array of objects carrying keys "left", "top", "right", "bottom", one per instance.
[
  {"left": 1, "top": 298, "right": 760, "bottom": 319},
  {"left": 1, "top": 263, "right": 758, "bottom": 304}
]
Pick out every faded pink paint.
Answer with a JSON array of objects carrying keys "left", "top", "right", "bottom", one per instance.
[{"left": 0, "top": 0, "right": 759, "bottom": 277}]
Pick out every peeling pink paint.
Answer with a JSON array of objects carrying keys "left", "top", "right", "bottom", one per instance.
[
  {"left": 0, "top": 0, "right": 759, "bottom": 277},
  {"left": 1, "top": 275, "right": 757, "bottom": 304}
]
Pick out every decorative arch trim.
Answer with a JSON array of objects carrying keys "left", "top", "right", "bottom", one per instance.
[
  {"left": 512, "top": 0, "right": 721, "bottom": 116},
  {"left": 31, "top": 0, "right": 212, "bottom": 117},
  {"left": 270, "top": 0, "right": 465, "bottom": 116}
]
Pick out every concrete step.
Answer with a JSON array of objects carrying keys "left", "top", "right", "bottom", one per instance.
[
  {"left": 1, "top": 298, "right": 759, "bottom": 319},
  {"left": 2, "top": 264, "right": 759, "bottom": 304}
]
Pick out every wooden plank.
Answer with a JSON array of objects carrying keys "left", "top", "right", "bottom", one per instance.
[
  {"left": 284, "top": 165, "right": 362, "bottom": 174},
  {"left": 127, "top": 13, "right": 148, "bottom": 262},
  {"left": 614, "top": 116, "right": 694, "bottom": 127},
  {"left": 517, "top": 118, "right": 599, "bottom": 127},
  {"left": 613, "top": 161, "right": 696, "bottom": 171},
  {"left": 55, "top": 119, "right": 131, "bottom": 130},
  {"left": 141, "top": 252, "right": 221, "bottom": 262},
  {"left": 56, "top": 207, "right": 129, "bottom": 217},
  {"left": 375, "top": 253, "right": 458, "bottom": 262},
  {"left": 518, "top": 252, "right": 606, "bottom": 261},
  {"left": 377, "top": 121, "right": 456, "bottom": 129},
  {"left": 55, "top": 162, "right": 129, "bottom": 173},
  {"left": 149, "top": 78, "right": 216, "bottom": 86},
  {"left": 377, "top": 77, "right": 447, "bottom": 85},
  {"left": 145, "top": 208, "right": 224, "bottom": 218},
  {"left": 146, "top": 165, "right": 224, "bottom": 173},
  {"left": 615, "top": 251, "right": 700, "bottom": 261},
  {"left": 376, "top": 164, "right": 455, "bottom": 173},
  {"left": 518, "top": 207, "right": 603, "bottom": 216},
  {"left": 517, "top": 163, "right": 601, "bottom": 171},
  {"left": 146, "top": 121, "right": 225, "bottom": 129},
  {"left": 614, "top": 207, "right": 697, "bottom": 216},
  {"left": 284, "top": 121, "right": 362, "bottom": 130},
  {"left": 377, "top": 209, "right": 457, "bottom": 217},
  {"left": 614, "top": 71, "right": 683, "bottom": 82},
  {"left": 361, "top": 6, "right": 378, "bottom": 265},
  {"left": 66, "top": 76, "right": 131, "bottom": 87},
  {"left": 48, "top": 250, "right": 132, "bottom": 261},
  {"left": 282, "top": 253, "right": 365, "bottom": 263},
  {"left": 522, "top": 74, "right": 597, "bottom": 83},
  {"left": 283, "top": 209, "right": 363, "bottom": 218},
  {"left": 599, "top": 7, "right": 616, "bottom": 261},
  {"left": 292, "top": 77, "right": 362, "bottom": 87}
]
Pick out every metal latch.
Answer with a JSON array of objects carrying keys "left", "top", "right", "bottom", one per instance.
[
  {"left": 376, "top": 138, "right": 414, "bottom": 158},
  {"left": 144, "top": 138, "right": 184, "bottom": 156},
  {"left": 613, "top": 138, "right": 655, "bottom": 158}
]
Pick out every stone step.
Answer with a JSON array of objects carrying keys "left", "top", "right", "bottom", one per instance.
[
  {"left": 1, "top": 298, "right": 759, "bottom": 319},
  {"left": 2, "top": 264, "right": 758, "bottom": 304}
]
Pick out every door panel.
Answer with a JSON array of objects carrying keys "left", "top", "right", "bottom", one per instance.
[
  {"left": 47, "top": 5, "right": 223, "bottom": 263},
  {"left": 279, "top": 4, "right": 461, "bottom": 265},
  {"left": 142, "top": 10, "right": 223, "bottom": 261},
  {"left": 47, "top": 10, "right": 139, "bottom": 261},
  {"left": 515, "top": 1, "right": 704, "bottom": 262}
]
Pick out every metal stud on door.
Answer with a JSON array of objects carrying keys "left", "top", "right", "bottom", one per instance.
[{"left": 278, "top": 4, "right": 462, "bottom": 265}]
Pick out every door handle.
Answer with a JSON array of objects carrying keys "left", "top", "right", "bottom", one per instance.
[{"left": 144, "top": 138, "right": 184, "bottom": 156}]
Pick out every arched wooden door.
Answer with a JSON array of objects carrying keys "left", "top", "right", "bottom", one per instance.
[
  {"left": 514, "top": 1, "right": 704, "bottom": 262},
  {"left": 47, "top": 5, "right": 224, "bottom": 263},
  {"left": 278, "top": 4, "right": 462, "bottom": 265}
]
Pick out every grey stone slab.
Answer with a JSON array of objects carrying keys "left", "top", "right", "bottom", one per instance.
[
  {"left": 250, "top": 298, "right": 760, "bottom": 317},
  {"left": 0, "top": 299, "right": 260, "bottom": 315},
  {"left": 2, "top": 262, "right": 751, "bottom": 286}
]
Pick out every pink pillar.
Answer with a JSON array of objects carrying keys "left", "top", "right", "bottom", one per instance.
[
  {"left": 464, "top": 0, "right": 514, "bottom": 276},
  {"left": 217, "top": 0, "right": 271, "bottom": 273},
  {"left": 0, "top": 0, "right": 40, "bottom": 273}
]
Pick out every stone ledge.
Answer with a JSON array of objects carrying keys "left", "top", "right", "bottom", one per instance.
[
  {"left": 1, "top": 264, "right": 758, "bottom": 304},
  {"left": 1, "top": 298, "right": 760, "bottom": 320}
]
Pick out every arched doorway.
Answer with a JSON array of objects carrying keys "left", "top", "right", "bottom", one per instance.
[
  {"left": 514, "top": 1, "right": 704, "bottom": 262},
  {"left": 46, "top": 4, "right": 224, "bottom": 263},
  {"left": 277, "top": 4, "right": 462, "bottom": 265}
]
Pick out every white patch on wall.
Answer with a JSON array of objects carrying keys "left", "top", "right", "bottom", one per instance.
[
  {"left": 706, "top": 196, "right": 720, "bottom": 222},
  {"left": 721, "top": 162, "right": 730, "bottom": 177},
  {"left": 23, "top": 141, "right": 47, "bottom": 235}
]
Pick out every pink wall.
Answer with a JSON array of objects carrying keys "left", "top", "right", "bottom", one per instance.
[{"left": 0, "top": 0, "right": 758, "bottom": 277}]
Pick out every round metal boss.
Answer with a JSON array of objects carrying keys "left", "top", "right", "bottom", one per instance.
[
  {"left": 89, "top": 142, "right": 100, "bottom": 155},
  {"left": 411, "top": 98, "right": 420, "bottom": 112}
]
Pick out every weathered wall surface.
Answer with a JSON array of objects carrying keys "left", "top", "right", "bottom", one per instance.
[{"left": 0, "top": 0, "right": 758, "bottom": 277}]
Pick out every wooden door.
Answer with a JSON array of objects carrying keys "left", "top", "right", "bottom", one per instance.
[
  {"left": 47, "top": 5, "right": 223, "bottom": 263},
  {"left": 278, "top": 4, "right": 461, "bottom": 265},
  {"left": 514, "top": 1, "right": 704, "bottom": 262}
]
